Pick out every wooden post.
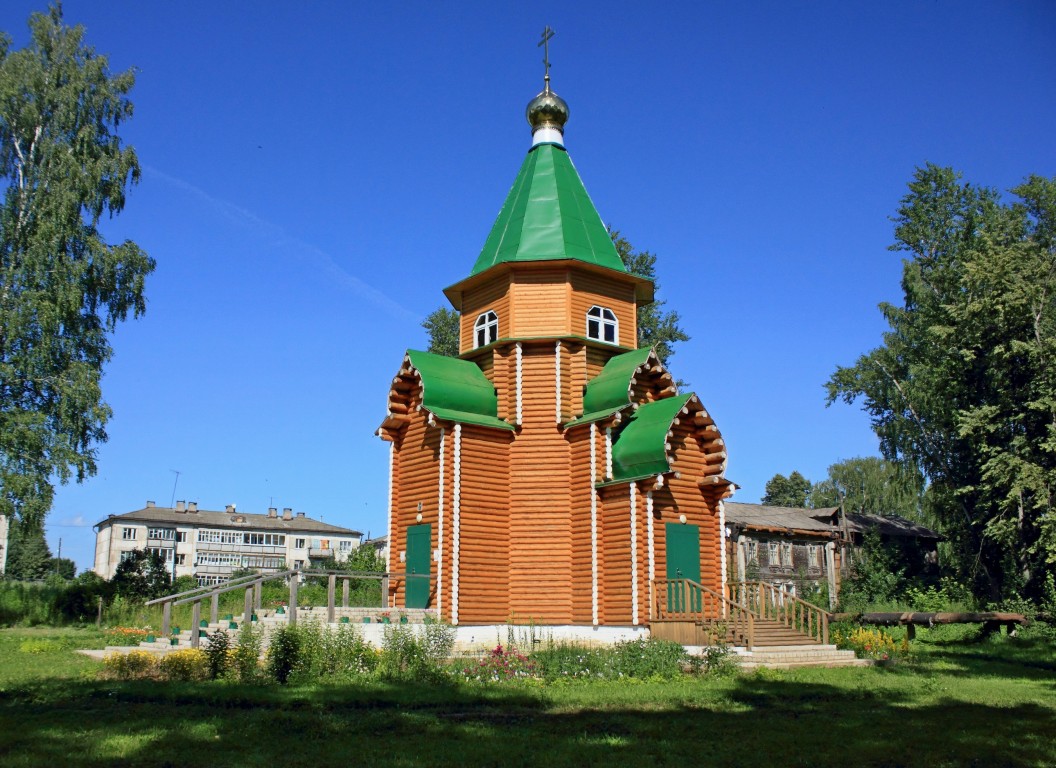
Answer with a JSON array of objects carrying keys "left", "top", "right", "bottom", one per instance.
[
  {"left": 906, "top": 623, "right": 916, "bottom": 641},
  {"left": 822, "top": 611, "right": 829, "bottom": 645},
  {"left": 289, "top": 574, "right": 298, "bottom": 625},
  {"left": 254, "top": 578, "right": 263, "bottom": 611},
  {"left": 96, "top": 596, "right": 103, "bottom": 629},
  {"left": 244, "top": 585, "right": 254, "bottom": 625},
  {"left": 327, "top": 574, "right": 336, "bottom": 623},
  {"left": 162, "top": 601, "right": 172, "bottom": 638},
  {"left": 342, "top": 578, "right": 350, "bottom": 608},
  {"left": 381, "top": 574, "right": 390, "bottom": 608},
  {"left": 210, "top": 591, "right": 220, "bottom": 624},
  {"left": 191, "top": 601, "right": 201, "bottom": 649}
]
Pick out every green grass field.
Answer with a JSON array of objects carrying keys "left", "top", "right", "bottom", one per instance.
[{"left": 0, "top": 626, "right": 1053, "bottom": 767}]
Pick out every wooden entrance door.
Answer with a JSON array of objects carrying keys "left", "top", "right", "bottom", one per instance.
[
  {"left": 666, "top": 523, "right": 701, "bottom": 613},
  {"left": 405, "top": 523, "right": 432, "bottom": 609}
]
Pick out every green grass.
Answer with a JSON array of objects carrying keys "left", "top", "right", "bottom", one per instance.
[{"left": 1, "top": 626, "right": 1054, "bottom": 767}]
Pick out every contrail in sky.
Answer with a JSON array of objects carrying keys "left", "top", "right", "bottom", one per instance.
[{"left": 143, "top": 165, "right": 418, "bottom": 322}]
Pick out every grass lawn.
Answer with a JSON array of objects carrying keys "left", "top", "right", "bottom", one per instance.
[{"left": 0, "top": 626, "right": 1053, "bottom": 767}]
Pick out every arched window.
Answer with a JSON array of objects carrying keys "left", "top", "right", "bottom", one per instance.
[
  {"left": 474, "top": 310, "right": 499, "bottom": 348},
  {"left": 586, "top": 306, "right": 618, "bottom": 344}
]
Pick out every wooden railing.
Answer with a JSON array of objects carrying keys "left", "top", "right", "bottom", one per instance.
[
  {"left": 652, "top": 578, "right": 756, "bottom": 648},
  {"left": 729, "top": 581, "right": 829, "bottom": 645},
  {"left": 145, "top": 570, "right": 434, "bottom": 649}
]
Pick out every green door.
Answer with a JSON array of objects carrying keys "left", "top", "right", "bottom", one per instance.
[
  {"left": 666, "top": 523, "right": 701, "bottom": 613},
  {"left": 405, "top": 524, "right": 432, "bottom": 609}
]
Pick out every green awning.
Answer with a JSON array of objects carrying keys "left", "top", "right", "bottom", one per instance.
[
  {"left": 404, "top": 350, "right": 514, "bottom": 431},
  {"left": 608, "top": 394, "right": 694, "bottom": 484},
  {"left": 471, "top": 143, "right": 626, "bottom": 276}
]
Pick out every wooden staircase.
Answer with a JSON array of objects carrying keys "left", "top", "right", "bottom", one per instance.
[{"left": 652, "top": 579, "right": 864, "bottom": 668}]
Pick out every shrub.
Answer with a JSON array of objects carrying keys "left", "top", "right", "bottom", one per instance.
[
  {"left": 205, "top": 628, "right": 231, "bottom": 679},
  {"left": 104, "top": 626, "right": 151, "bottom": 645},
  {"left": 103, "top": 650, "right": 158, "bottom": 680},
  {"left": 832, "top": 625, "right": 909, "bottom": 661},
  {"left": 233, "top": 623, "right": 263, "bottom": 683},
  {"left": 377, "top": 623, "right": 451, "bottom": 681},
  {"left": 267, "top": 624, "right": 302, "bottom": 684},
  {"left": 317, "top": 624, "right": 376, "bottom": 678},
  {"left": 159, "top": 649, "right": 209, "bottom": 681},
  {"left": 608, "top": 638, "right": 687, "bottom": 679}
]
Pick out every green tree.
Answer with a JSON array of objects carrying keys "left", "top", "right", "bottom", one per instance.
[
  {"left": 49, "top": 556, "right": 76, "bottom": 579},
  {"left": 827, "top": 165, "right": 1056, "bottom": 601},
  {"left": 421, "top": 306, "right": 459, "bottom": 357},
  {"left": 4, "top": 515, "right": 50, "bottom": 579},
  {"left": 0, "top": 5, "right": 154, "bottom": 530},
  {"left": 761, "top": 471, "right": 813, "bottom": 507},
  {"left": 609, "top": 227, "right": 689, "bottom": 366},
  {"left": 810, "top": 457, "right": 924, "bottom": 518},
  {"left": 110, "top": 549, "right": 170, "bottom": 601}
]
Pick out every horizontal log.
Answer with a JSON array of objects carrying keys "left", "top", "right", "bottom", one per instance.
[{"left": 833, "top": 611, "right": 1028, "bottom": 626}]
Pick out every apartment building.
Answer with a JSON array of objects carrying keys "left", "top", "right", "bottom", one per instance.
[{"left": 94, "top": 501, "right": 363, "bottom": 585}]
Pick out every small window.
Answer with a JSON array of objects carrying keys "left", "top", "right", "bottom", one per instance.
[
  {"left": 745, "top": 540, "right": 758, "bottom": 565},
  {"left": 780, "top": 542, "right": 793, "bottom": 567},
  {"left": 176, "top": 531, "right": 187, "bottom": 543},
  {"left": 808, "top": 545, "right": 820, "bottom": 568},
  {"left": 122, "top": 527, "right": 136, "bottom": 541},
  {"left": 767, "top": 542, "right": 779, "bottom": 565},
  {"left": 474, "top": 310, "right": 498, "bottom": 348},
  {"left": 175, "top": 554, "right": 186, "bottom": 566},
  {"left": 586, "top": 306, "right": 618, "bottom": 344},
  {"left": 295, "top": 538, "right": 306, "bottom": 549}
]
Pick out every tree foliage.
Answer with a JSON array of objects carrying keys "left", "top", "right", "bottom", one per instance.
[
  {"left": 827, "top": 164, "right": 1056, "bottom": 601},
  {"left": 110, "top": 549, "right": 171, "bottom": 601},
  {"left": 761, "top": 471, "right": 813, "bottom": 508},
  {"left": 4, "top": 515, "right": 51, "bottom": 579},
  {"left": 811, "top": 457, "right": 924, "bottom": 519},
  {"left": 609, "top": 227, "right": 689, "bottom": 366},
  {"left": 0, "top": 5, "right": 154, "bottom": 528},
  {"left": 421, "top": 306, "right": 459, "bottom": 357}
]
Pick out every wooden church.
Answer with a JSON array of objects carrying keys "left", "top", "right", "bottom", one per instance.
[{"left": 377, "top": 68, "right": 734, "bottom": 628}]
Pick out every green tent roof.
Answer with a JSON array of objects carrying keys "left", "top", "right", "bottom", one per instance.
[
  {"left": 470, "top": 143, "right": 625, "bottom": 276},
  {"left": 608, "top": 394, "right": 694, "bottom": 484},
  {"left": 564, "top": 348, "right": 655, "bottom": 429},
  {"left": 405, "top": 350, "right": 514, "bottom": 431}
]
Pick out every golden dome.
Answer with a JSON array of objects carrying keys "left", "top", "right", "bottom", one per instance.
[{"left": 526, "top": 84, "right": 569, "bottom": 136}]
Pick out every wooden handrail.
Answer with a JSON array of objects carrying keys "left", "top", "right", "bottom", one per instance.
[
  {"left": 653, "top": 578, "right": 756, "bottom": 649},
  {"left": 730, "top": 581, "right": 829, "bottom": 645}
]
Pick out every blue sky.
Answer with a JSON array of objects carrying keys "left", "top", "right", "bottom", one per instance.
[{"left": 2, "top": 2, "right": 1054, "bottom": 572}]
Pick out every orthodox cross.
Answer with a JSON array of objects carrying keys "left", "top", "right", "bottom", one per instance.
[{"left": 538, "top": 26, "right": 555, "bottom": 85}]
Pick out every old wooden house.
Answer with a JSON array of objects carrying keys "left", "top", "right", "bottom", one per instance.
[
  {"left": 377, "top": 76, "right": 734, "bottom": 628},
  {"left": 724, "top": 502, "right": 842, "bottom": 604}
]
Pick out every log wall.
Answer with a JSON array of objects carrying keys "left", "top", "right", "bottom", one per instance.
[
  {"left": 510, "top": 270, "right": 569, "bottom": 338},
  {"left": 389, "top": 402, "right": 441, "bottom": 611},
  {"left": 455, "top": 426, "right": 513, "bottom": 623},
  {"left": 508, "top": 342, "right": 573, "bottom": 622},
  {"left": 460, "top": 274, "right": 512, "bottom": 354}
]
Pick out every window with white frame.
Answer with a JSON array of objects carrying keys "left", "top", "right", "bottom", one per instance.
[
  {"left": 147, "top": 547, "right": 173, "bottom": 563},
  {"left": 745, "top": 540, "right": 758, "bottom": 565},
  {"left": 807, "top": 545, "right": 820, "bottom": 568},
  {"left": 586, "top": 306, "right": 618, "bottom": 344},
  {"left": 121, "top": 527, "right": 136, "bottom": 540},
  {"left": 474, "top": 310, "right": 498, "bottom": 348},
  {"left": 176, "top": 531, "right": 187, "bottom": 543},
  {"left": 338, "top": 540, "right": 353, "bottom": 552},
  {"left": 119, "top": 550, "right": 138, "bottom": 562},
  {"left": 148, "top": 528, "right": 174, "bottom": 540},
  {"left": 294, "top": 538, "right": 306, "bottom": 549},
  {"left": 780, "top": 542, "right": 793, "bottom": 567},
  {"left": 242, "top": 532, "right": 286, "bottom": 546},
  {"left": 197, "top": 575, "right": 226, "bottom": 587},
  {"left": 175, "top": 554, "right": 186, "bottom": 566},
  {"left": 767, "top": 541, "right": 779, "bottom": 565}
]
